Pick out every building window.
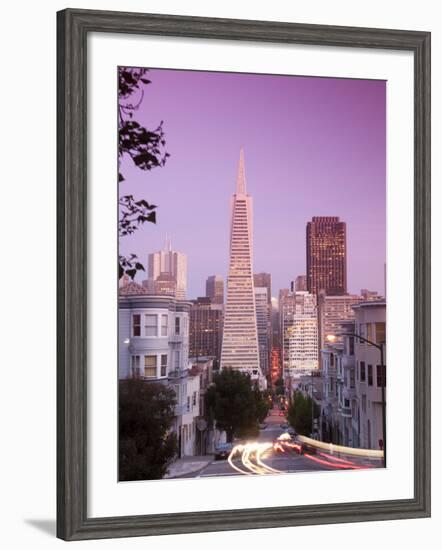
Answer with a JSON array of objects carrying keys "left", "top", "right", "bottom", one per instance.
[
  {"left": 132, "top": 314, "right": 141, "bottom": 337},
  {"left": 192, "top": 391, "right": 197, "bottom": 407},
  {"left": 144, "top": 355, "right": 157, "bottom": 377},
  {"left": 375, "top": 322, "right": 386, "bottom": 344},
  {"left": 131, "top": 355, "right": 140, "bottom": 377},
  {"left": 160, "top": 354, "right": 168, "bottom": 377},
  {"left": 161, "top": 314, "right": 168, "bottom": 337},
  {"left": 348, "top": 336, "right": 354, "bottom": 356},
  {"left": 186, "top": 396, "right": 191, "bottom": 412},
  {"left": 376, "top": 364, "right": 386, "bottom": 387},
  {"left": 174, "top": 350, "right": 180, "bottom": 369},
  {"left": 175, "top": 316, "right": 180, "bottom": 335},
  {"left": 362, "top": 394, "right": 367, "bottom": 414},
  {"left": 360, "top": 361, "right": 366, "bottom": 382},
  {"left": 367, "top": 364, "right": 373, "bottom": 386},
  {"left": 367, "top": 323, "right": 373, "bottom": 344},
  {"left": 144, "top": 314, "right": 157, "bottom": 336}
]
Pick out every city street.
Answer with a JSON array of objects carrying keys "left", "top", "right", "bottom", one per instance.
[{"left": 180, "top": 408, "right": 382, "bottom": 478}]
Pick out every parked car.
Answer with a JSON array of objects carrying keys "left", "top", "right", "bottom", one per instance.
[
  {"left": 280, "top": 422, "right": 289, "bottom": 430},
  {"left": 214, "top": 442, "right": 234, "bottom": 460},
  {"left": 278, "top": 411, "right": 285, "bottom": 417}
]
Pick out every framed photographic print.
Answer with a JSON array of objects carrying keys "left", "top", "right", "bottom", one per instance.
[{"left": 57, "top": 8, "right": 431, "bottom": 541}]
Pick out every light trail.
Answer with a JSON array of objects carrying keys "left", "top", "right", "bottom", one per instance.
[
  {"left": 227, "top": 445, "right": 253, "bottom": 475},
  {"left": 297, "top": 435, "right": 384, "bottom": 459},
  {"left": 225, "top": 435, "right": 375, "bottom": 475},
  {"left": 303, "top": 452, "right": 365, "bottom": 470}
]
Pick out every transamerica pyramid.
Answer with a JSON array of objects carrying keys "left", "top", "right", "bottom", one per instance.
[{"left": 220, "top": 149, "right": 263, "bottom": 384}]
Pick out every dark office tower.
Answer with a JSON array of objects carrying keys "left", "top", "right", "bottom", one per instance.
[
  {"left": 306, "top": 217, "right": 347, "bottom": 295},
  {"left": 205, "top": 275, "right": 224, "bottom": 305},
  {"left": 189, "top": 297, "right": 223, "bottom": 359}
]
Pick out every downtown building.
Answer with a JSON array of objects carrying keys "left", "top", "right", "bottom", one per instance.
[
  {"left": 291, "top": 275, "right": 307, "bottom": 292},
  {"left": 280, "top": 290, "right": 319, "bottom": 374},
  {"left": 189, "top": 297, "right": 223, "bottom": 361},
  {"left": 254, "top": 272, "right": 272, "bottom": 377},
  {"left": 146, "top": 238, "right": 187, "bottom": 299},
  {"left": 220, "top": 149, "right": 263, "bottom": 387},
  {"left": 317, "top": 291, "right": 364, "bottom": 351},
  {"left": 206, "top": 275, "right": 224, "bottom": 305},
  {"left": 118, "top": 282, "right": 202, "bottom": 458},
  {"left": 254, "top": 287, "right": 270, "bottom": 376},
  {"left": 306, "top": 216, "right": 347, "bottom": 296}
]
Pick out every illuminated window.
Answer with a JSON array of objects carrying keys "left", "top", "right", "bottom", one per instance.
[
  {"left": 375, "top": 322, "right": 386, "bottom": 344},
  {"left": 144, "top": 355, "right": 157, "bottom": 377}
]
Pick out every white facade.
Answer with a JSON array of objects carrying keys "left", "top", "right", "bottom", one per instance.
[
  {"left": 281, "top": 291, "right": 319, "bottom": 373},
  {"left": 319, "top": 302, "right": 386, "bottom": 451},
  {"left": 221, "top": 149, "right": 263, "bottom": 385},
  {"left": 353, "top": 301, "right": 386, "bottom": 450},
  {"left": 119, "top": 292, "right": 201, "bottom": 457},
  {"left": 147, "top": 238, "right": 187, "bottom": 300}
]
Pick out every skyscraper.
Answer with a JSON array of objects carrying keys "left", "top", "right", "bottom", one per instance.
[
  {"left": 306, "top": 217, "right": 347, "bottom": 296},
  {"left": 148, "top": 238, "right": 187, "bottom": 299},
  {"left": 254, "top": 272, "right": 272, "bottom": 369},
  {"left": 205, "top": 275, "right": 224, "bottom": 305},
  {"left": 189, "top": 297, "right": 223, "bottom": 359},
  {"left": 317, "top": 291, "right": 363, "bottom": 351},
  {"left": 253, "top": 273, "right": 271, "bottom": 306},
  {"left": 220, "top": 149, "right": 262, "bottom": 382},
  {"left": 280, "top": 291, "right": 318, "bottom": 372},
  {"left": 292, "top": 275, "right": 307, "bottom": 292},
  {"left": 254, "top": 287, "right": 270, "bottom": 375}
]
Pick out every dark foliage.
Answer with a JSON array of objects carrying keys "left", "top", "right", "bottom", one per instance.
[
  {"left": 274, "top": 377, "right": 285, "bottom": 396},
  {"left": 287, "top": 390, "right": 320, "bottom": 437},
  {"left": 118, "top": 67, "right": 169, "bottom": 279},
  {"left": 119, "top": 378, "right": 178, "bottom": 481},
  {"left": 206, "top": 369, "right": 269, "bottom": 442}
]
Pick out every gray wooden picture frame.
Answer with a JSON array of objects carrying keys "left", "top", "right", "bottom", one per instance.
[{"left": 57, "top": 8, "right": 431, "bottom": 541}]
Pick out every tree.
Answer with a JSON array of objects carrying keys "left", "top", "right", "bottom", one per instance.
[
  {"left": 119, "top": 378, "right": 177, "bottom": 481},
  {"left": 118, "top": 67, "right": 170, "bottom": 279},
  {"left": 254, "top": 386, "right": 271, "bottom": 424},
  {"left": 274, "top": 377, "right": 285, "bottom": 396},
  {"left": 206, "top": 369, "right": 268, "bottom": 442},
  {"left": 287, "top": 390, "right": 320, "bottom": 436}
]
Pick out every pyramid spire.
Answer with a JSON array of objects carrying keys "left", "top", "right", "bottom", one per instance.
[{"left": 236, "top": 148, "right": 246, "bottom": 195}]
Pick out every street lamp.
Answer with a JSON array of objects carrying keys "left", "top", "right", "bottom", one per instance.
[{"left": 326, "top": 333, "right": 386, "bottom": 467}]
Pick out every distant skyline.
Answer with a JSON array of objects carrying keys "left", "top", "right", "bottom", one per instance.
[{"left": 119, "top": 68, "right": 386, "bottom": 299}]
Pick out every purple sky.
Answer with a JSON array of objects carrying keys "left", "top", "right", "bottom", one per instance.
[{"left": 119, "top": 68, "right": 386, "bottom": 299}]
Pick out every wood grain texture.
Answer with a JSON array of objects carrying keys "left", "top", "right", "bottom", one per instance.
[{"left": 56, "top": 8, "right": 431, "bottom": 541}]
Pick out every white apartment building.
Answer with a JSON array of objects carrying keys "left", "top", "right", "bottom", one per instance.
[
  {"left": 353, "top": 301, "right": 386, "bottom": 450},
  {"left": 119, "top": 288, "right": 200, "bottom": 457},
  {"left": 320, "top": 302, "right": 386, "bottom": 451}
]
